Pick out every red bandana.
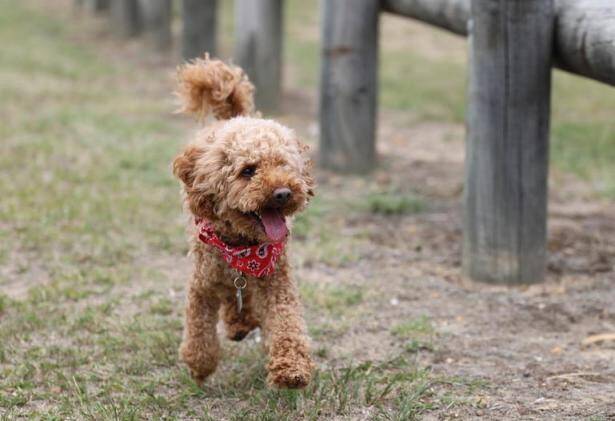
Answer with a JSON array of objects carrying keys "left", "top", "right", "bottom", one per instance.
[{"left": 195, "top": 218, "right": 285, "bottom": 278}]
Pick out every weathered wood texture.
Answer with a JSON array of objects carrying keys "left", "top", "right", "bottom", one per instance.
[
  {"left": 111, "top": 0, "right": 142, "bottom": 38},
  {"left": 85, "top": 0, "right": 111, "bottom": 13},
  {"left": 139, "top": 0, "right": 172, "bottom": 50},
  {"left": 182, "top": 0, "right": 217, "bottom": 60},
  {"left": 463, "top": 0, "right": 554, "bottom": 284},
  {"left": 382, "top": 0, "right": 615, "bottom": 87},
  {"left": 319, "top": 0, "right": 379, "bottom": 172},
  {"left": 554, "top": 0, "right": 615, "bottom": 86},
  {"left": 382, "top": 0, "right": 468, "bottom": 35},
  {"left": 234, "top": 0, "right": 283, "bottom": 112}
]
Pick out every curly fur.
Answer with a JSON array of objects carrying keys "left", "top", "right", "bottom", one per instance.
[
  {"left": 176, "top": 54, "right": 255, "bottom": 121},
  {"left": 173, "top": 56, "right": 315, "bottom": 389}
]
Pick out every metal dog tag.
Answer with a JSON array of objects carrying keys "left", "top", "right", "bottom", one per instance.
[
  {"left": 236, "top": 288, "right": 243, "bottom": 313},
  {"left": 233, "top": 276, "right": 247, "bottom": 314}
]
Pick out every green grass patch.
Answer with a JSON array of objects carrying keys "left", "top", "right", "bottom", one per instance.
[
  {"left": 550, "top": 70, "right": 615, "bottom": 198},
  {"left": 392, "top": 316, "right": 436, "bottom": 356},
  {"left": 301, "top": 283, "right": 364, "bottom": 316},
  {"left": 363, "top": 192, "right": 426, "bottom": 216},
  {"left": 292, "top": 196, "right": 328, "bottom": 239},
  {"left": 199, "top": 352, "right": 438, "bottom": 420},
  {"left": 308, "top": 319, "right": 352, "bottom": 340},
  {"left": 551, "top": 121, "right": 615, "bottom": 197},
  {"left": 0, "top": 294, "right": 8, "bottom": 314},
  {"left": 392, "top": 316, "right": 434, "bottom": 338},
  {"left": 292, "top": 194, "right": 365, "bottom": 267}
]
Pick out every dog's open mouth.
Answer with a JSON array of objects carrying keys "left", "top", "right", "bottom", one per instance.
[{"left": 249, "top": 208, "right": 288, "bottom": 242}]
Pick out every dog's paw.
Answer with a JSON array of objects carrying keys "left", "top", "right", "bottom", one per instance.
[
  {"left": 179, "top": 342, "right": 218, "bottom": 385},
  {"left": 268, "top": 367, "right": 311, "bottom": 389},
  {"left": 189, "top": 369, "right": 209, "bottom": 387},
  {"left": 185, "top": 363, "right": 216, "bottom": 387}
]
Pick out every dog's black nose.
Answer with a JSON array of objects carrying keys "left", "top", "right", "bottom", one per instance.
[{"left": 272, "top": 187, "right": 292, "bottom": 205}]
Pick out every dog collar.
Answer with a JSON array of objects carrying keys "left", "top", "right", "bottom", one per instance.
[{"left": 195, "top": 217, "right": 285, "bottom": 278}]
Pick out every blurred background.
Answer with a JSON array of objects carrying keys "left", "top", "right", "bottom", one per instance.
[{"left": 1, "top": 0, "right": 614, "bottom": 418}]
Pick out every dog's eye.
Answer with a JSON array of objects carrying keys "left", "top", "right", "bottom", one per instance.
[{"left": 240, "top": 165, "right": 257, "bottom": 178}]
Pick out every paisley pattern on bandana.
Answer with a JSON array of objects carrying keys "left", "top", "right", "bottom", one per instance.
[{"left": 195, "top": 217, "right": 285, "bottom": 277}]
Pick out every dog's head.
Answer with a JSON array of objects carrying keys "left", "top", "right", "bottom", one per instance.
[
  {"left": 173, "top": 117, "right": 314, "bottom": 242},
  {"left": 172, "top": 56, "right": 314, "bottom": 242}
]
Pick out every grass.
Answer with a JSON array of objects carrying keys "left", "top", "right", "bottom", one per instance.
[
  {"left": 292, "top": 196, "right": 365, "bottom": 267},
  {"left": 0, "top": 1, "right": 491, "bottom": 418},
  {"left": 291, "top": 190, "right": 425, "bottom": 269},
  {"left": 391, "top": 316, "right": 436, "bottom": 354},
  {"left": 364, "top": 192, "right": 426, "bottom": 216},
  {"left": 391, "top": 316, "right": 434, "bottom": 337},
  {"left": 301, "top": 283, "right": 364, "bottom": 316}
]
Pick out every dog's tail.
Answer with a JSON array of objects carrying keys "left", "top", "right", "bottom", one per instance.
[{"left": 175, "top": 54, "right": 255, "bottom": 121}]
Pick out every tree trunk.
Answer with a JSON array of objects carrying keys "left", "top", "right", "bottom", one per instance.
[
  {"left": 319, "top": 0, "right": 379, "bottom": 173},
  {"left": 182, "top": 0, "right": 217, "bottom": 60},
  {"left": 463, "top": 0, "right": 554, "bottom": 284}
]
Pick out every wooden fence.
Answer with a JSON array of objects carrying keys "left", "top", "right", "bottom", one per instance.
[
  {"left": 320, "top": 0, "right": 615, "bottom": 285},
  {"left": 75, "top": 0, "right": 615, "bottom": 285}
]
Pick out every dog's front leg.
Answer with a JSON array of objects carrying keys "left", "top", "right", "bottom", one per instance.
[
  {"left": 179, "top": 279, "right": 221, "bottom": 385},
  {"left": 257, "top": 272, "right": 313, "bottom": 389}
]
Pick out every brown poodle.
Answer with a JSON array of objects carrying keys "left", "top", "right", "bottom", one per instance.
[{"left": 172, "top": 56, "right": 315, "bottom": 389}]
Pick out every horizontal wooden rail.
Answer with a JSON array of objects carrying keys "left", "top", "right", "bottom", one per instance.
[{"left": 382, "top": 0, "right": 615, "bottom": 87}]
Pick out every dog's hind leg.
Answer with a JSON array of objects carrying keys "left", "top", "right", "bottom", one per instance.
[
  {"left": 179, "top": 279, "right": 221, "bottom": 385},
  {"left": 220, "top": 286, "right": 260, "bottom": 341}
]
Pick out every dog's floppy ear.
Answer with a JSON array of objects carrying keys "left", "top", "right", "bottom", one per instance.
[{"left": 173, "top": 145, "right": 203, "bottom": 188}]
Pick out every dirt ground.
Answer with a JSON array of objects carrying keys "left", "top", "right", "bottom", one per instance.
[
  {"left": 294, "top": 116, "right": 615, "bottom": 419},
  {"left": 2, "top": 1, "right": 615, "bottom": 419},
  {"left": 279, "top": 25, "right": 615, "bottom": 419}
]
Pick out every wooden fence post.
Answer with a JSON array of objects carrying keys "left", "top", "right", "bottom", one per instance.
[
  {"left": 85, "top": 0, "right": 110, "bottom": 13},
  {"left": 234, "top": 0, "right": 283, "bottom": 113},
  {"left": 463, "top": 0, "right": 554, "bottom": 284},
  {"left": 140, "top": 0, "right": 172, "bottom": 50},
  {"left": 319, "top": 0, "right": 379, "bottom": 172},
  {"left": 182, "top": 0, "right": 217, "bottom": 60},
  {"left": 111, "top": 0, "right": 142, "bottom": 38}
]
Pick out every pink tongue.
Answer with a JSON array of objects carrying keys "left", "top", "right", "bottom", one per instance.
[{"left": 260, "top": 209, "right": 288, "bottom": 241}]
